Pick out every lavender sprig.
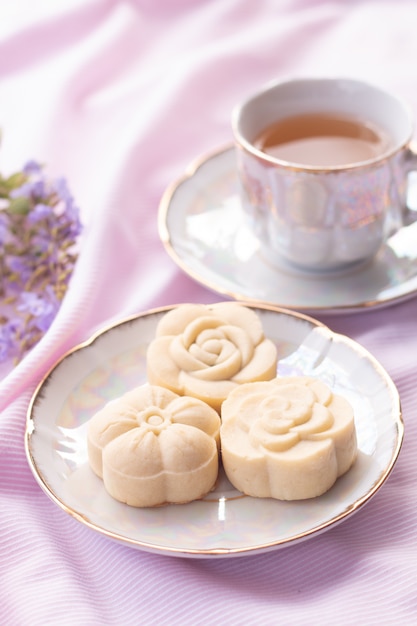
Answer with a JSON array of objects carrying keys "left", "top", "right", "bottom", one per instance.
[{"left": 0, "top": 161, "right": 82, "bottom": 364}]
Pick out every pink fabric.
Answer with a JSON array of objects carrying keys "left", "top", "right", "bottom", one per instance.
[{"left": 2, "top": 1, "right": 417, "bottom": 623}]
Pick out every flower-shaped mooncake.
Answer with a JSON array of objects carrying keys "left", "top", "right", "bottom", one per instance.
[
  {"left": 220, "top": 376, "right": 357, "bottom": 500},
  {"left": 146, "top": 303, "right": 278, "bottom": 412},
  {"left": 87, "top": 384, "right": 221, "bottom": 507}
]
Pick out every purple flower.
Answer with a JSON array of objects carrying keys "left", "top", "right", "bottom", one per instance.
[
  {"left": 17, "top": 288, "right": 59, "bottom": 332},
  {"left": 7, "top": 256, "right": 32, "bottom": 283},
  {"left": 0, "top": 213, "right": 9, "bottom": 245},
  {"left": 0, "top": 160, "right": 82, "bottom": 364},
  {"left": 60, "top": 213, "right": 82, "bottom": 240},
  {"left": 17, "top": 292, "right": 47, "bottom": 316},
  {"left": 27, "top": 202, "right": 54, "bottom": 225},
  {"left": 10, "top": 179, "right": 45, "bottom": 201},
  {"left": 52, "top": 178, "right": 82, "bottom": 236},
  {"left": 0, "top": 319, "right": 22, "bottom": 360},
  {"left": 31, "top": 230, "right": 55, "bottom": 255},
  {"left": 0, "top": 336, "right": 13, "bottom": 361},
  {"left": 53, "top": 177, "right": 73, "bottom": 204},
  {"left": 23, "top": 160, "right": 43, "bottom": 175}
]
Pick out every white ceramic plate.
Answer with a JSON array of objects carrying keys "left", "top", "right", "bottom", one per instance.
[
  {"left": 159, "top": 145, "right": 417, "bottom": 314},
  {"left": 25, "top": 304, "right": 403, "bottom": 558}
]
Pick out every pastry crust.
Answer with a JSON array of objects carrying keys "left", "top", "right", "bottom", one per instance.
[
  {"left": 87, "top": 384, "right": 220, "bottom": 507},
  {"left": 146, "top": 302, "right": 278, "bottom": 412},
  {"left": 220, "top": 376, "right": 357, "bottom": 500}
]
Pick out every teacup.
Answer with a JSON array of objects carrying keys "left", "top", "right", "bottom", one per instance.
[{"left": 232, "top": 77, "right": 417, "bottom": 272}]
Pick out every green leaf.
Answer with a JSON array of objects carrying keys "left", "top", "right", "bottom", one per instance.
[
  {"left": 8, "top": 196, "right": 31, "bottom": 215},
  {"left": 0, "top": 172, "right": 27, "bottom": 198},
  {"left": 5, "top": 172, "right": 27, "bottom": 190}
]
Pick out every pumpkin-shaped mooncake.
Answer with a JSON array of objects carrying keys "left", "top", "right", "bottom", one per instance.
[{"left": 87, "top": 384, "right": 221, "bottom": 507}]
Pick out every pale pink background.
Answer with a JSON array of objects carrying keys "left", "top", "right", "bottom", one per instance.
[{"left": 1, "top": 1, "right": 417, "bottom": 624}]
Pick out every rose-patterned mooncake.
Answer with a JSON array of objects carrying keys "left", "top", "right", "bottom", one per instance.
[
  {"left": 87, "top": 384, "right": 220, "bottom": 507},
  {"left": 220, "top": 376, "right": 357, "bottom": 500},
  {"left": 146, "top": 302, "right": 278, "bottom": 412}
]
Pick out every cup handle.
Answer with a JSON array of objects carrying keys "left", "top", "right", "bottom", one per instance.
[{"left": 403, "top": 141, "right": 417, "bottom": 225}]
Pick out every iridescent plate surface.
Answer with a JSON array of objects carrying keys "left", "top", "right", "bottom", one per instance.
[
  {"left": 159, "top": 146, "right": 417, "bottom": 313},
  {"left": 25, "top": 304, "right": 403, "bottom": 558}
]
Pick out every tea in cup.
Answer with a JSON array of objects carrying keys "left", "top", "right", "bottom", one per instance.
[{"left": 232, "top": 77, "right": 417, "bottom": 272}]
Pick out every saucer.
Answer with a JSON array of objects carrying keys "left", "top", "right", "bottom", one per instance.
[{"left": 159, "top": 145, "right": 417, "bottom": 314}]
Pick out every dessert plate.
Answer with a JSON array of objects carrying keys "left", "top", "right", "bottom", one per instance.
[
  {"left": 25, "top": 304, "right": 403, "bottom": 558},
  {"left": 159, "top": 145, "right": 417, "bottom": 313}
]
